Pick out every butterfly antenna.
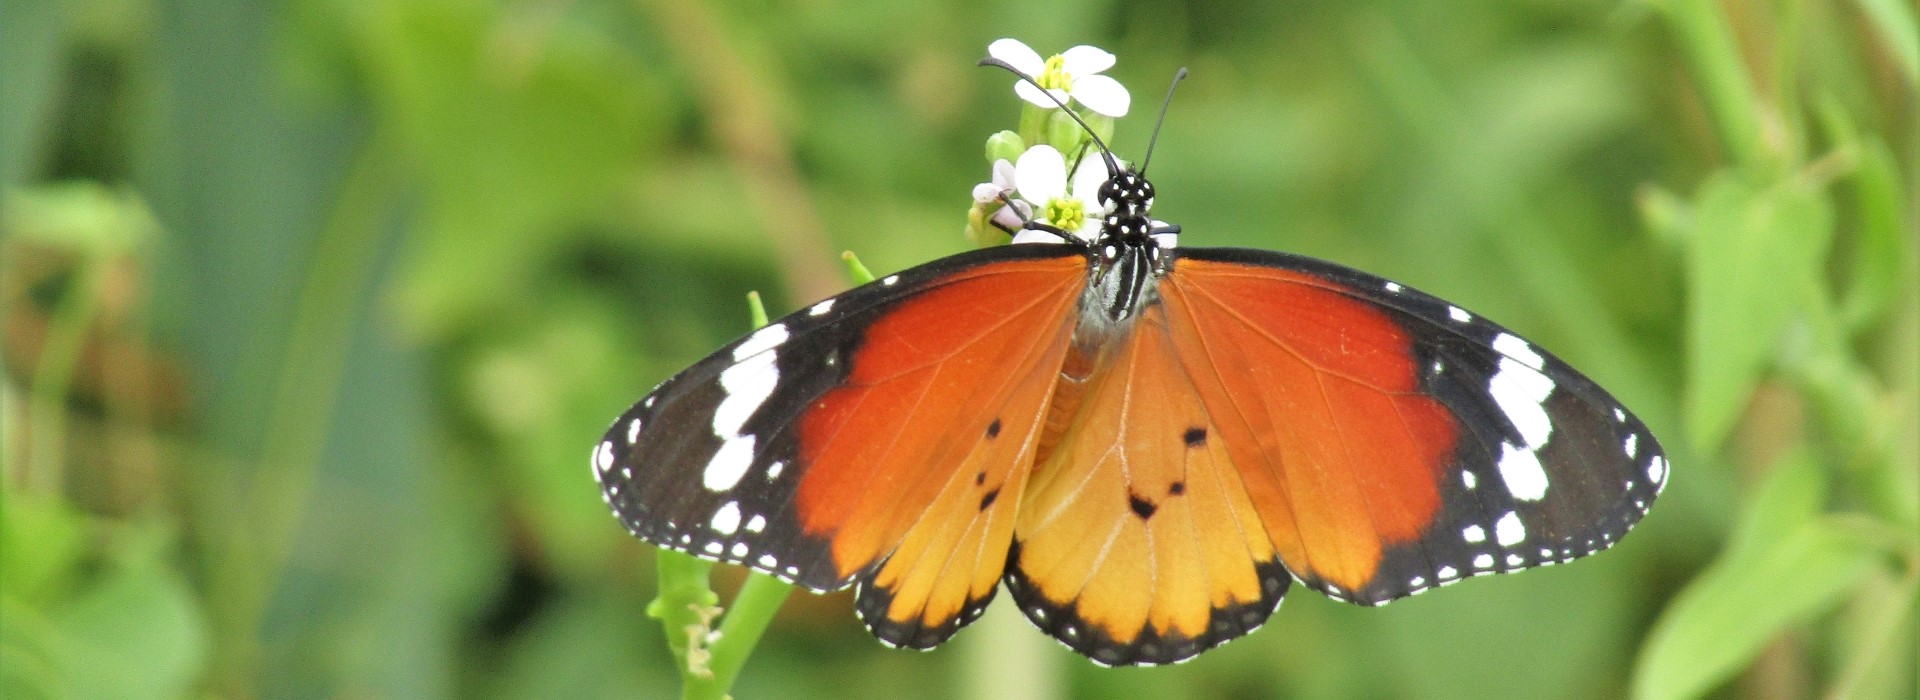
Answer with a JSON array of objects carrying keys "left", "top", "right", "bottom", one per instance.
[
  {"left": 978, "top": 57, "right": 1122, "bottom": 175},
  {"left": 1138, "top": 67, "right": 1187, "bottom": 175}
]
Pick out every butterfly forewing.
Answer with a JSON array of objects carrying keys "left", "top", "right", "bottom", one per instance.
[
  {"left": 1161, "top": 248, "right": 1668, "bottom": 604},
  {"left": 594, "top": 244, "right": 1087, "bottom": 604}
]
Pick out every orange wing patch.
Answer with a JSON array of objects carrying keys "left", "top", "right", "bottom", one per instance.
[
  {"left": 1159, "top": 258, "right": 1458, "bottom": 599},
  {"left": 791, "top": 255, "right": 1084, "bottom": 648},
  {"left": 1007, "top": 304, "right": 1290, "bottom": 666}
]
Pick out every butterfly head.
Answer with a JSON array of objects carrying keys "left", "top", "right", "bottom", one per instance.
[{"left": 1096, "top": 168, "right": 1159, "bottom": 253}]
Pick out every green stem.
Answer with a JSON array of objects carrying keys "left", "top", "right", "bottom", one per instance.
[
  {"left": 23, "top": 256, "right": 106, "bottom": 495},
  {"left": 647, "top": 550, "right": 719, "bottom": 680},
  {"left": 840, "top": 251, "right": 876, "bottom": 285},
  {"left": 1660, "top": 0, "right": 1772, "bottom": 167},
  {"left": 698, "top": 574, "right": 794, "bottom": 698},
  {"left": 203, "top": 137, "right": 396, "bottom": 687}
]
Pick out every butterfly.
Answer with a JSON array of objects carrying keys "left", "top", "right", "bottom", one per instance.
[{"left": 593, "top": 58, "right": 1667, "bottom": 667}]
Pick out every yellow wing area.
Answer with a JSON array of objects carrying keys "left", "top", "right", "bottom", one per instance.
[{"left": 1006, "top": 303, "right": 1290, "bottom": 666}]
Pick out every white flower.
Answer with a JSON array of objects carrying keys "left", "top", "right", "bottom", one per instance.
[
  {"left": 987, "top": 39, "right": 1131, "bottom": 117},
  {"left": 971, "top": 159, "right": 1029, "bottom": 231},
  {"left": 1012, "top": 145, "right": 1109, "bottom": 242},
  {"left": 971, "top": 158, "right": 1017, "bottom": 204}
]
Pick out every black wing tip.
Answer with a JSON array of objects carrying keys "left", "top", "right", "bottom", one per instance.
[
  {"left": 1313, "top": 453, "right": 1668, "bottom": 609},
  {"left": 1002, "top": 551, "right": 1292, "bottom": 667}
]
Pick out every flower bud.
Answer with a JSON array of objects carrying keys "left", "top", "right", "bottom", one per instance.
[{"left": 985, "top": 131, "right": 1025, "bottom": 165}]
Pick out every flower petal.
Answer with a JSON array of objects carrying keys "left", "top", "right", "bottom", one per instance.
[
  {"left": 1014, "top": 81, "right": 1068, "bottom": 109},
  {"left": 972, "top": 182, "right": 1003, "bottom": 204},
  {"left": 992, "top": 159, "right": 1017, "bottom": 189},
  {"left": 1060, "top": 45, "right": 1116, "bottom": 76},
  {"left": 992, "top": 201, "right": 1031, "bottom": 231},
  {"left": 1011, "top": 228, "right": 1063, "bottom": 245},
  {"left": 1071, "top": 219, "right": 1101, "bottom": 242},
  {"left": 988, "top": 38, "right": 1046, "bottom": 77},
  {"left": 1070, "top": 155, "right": 1110, "bottom": 206},
  {"left": 1014, "top": 145, "right": 1067, "bottom": 203},
  {"left": 1071, "top": 74, "right": 1131, "bottom": 117}
]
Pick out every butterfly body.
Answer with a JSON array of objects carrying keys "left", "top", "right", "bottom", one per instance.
[{"left": 596, "top": 159, "right": 1666, "bottom": 666}]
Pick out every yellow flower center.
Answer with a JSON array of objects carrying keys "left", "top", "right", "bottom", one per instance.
[
  {"left": 1044, "top": 196, "right": 1086, "bottom": 232},
  {"left": 1037, "top": 55, "right": 1072, "bottom": 91}
]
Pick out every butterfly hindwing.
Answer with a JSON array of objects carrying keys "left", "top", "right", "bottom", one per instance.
[
  {"left": 594, "top": 244, "right": 1087, "bottom": 642},
  {"left": 1006, "top": 302, "right": 1290, "bottom": 666},
  {"left": 1159, "top": 248, "right": 1668, "bottom": 605}
]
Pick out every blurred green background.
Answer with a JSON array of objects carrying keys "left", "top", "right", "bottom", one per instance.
[{"left": 2, "top": 0, "right": 1914, "bottom": 698}]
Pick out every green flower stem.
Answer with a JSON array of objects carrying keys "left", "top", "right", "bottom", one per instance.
[
  {"left": 1018, "top": 103, "right": 1050, "bottom": 153},
  {"left": 1659, "top": 0, "right": 1772, "bottom": 167},
  {"left": 648, "top": 550, "right": 719, "bottom": 678},
  {"left": 840, "top": 251, "right": 877, "bottom": 285},
  {"left": 699, "top": 573, "right": 794, "bottom": 697}
]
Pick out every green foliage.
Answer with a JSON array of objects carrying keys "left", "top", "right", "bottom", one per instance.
[
  {"left": 2, "top": 0, "right": 1912, "bottom": 698},
  {"left": 1682, "top": 173, "right": 1831, "bottom": 451}
]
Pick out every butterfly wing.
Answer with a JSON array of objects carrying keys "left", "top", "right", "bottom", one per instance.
[
  {"left": 1157, "top": 248, "right": 1668, "bottom": 605},
  {"left": 594, "top": 244, "right": 1088, "bottom": 647},
  {"left": 1005, "top": 301, "right": 1291, "bottom": 666}
]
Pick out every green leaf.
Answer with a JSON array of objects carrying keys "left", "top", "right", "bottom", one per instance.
[
  {"left": 1683, "top": 174, "right": 1833, "bottom": 451},
  {"left": 1632, "top": 452, "right": 1880, "bottom": 700},
  {"left": 0, "top": 494, "right": 88, "bottom": 606},
  {"left": 1720, "top": 447, "right": 1827, "bottom": 564},
  {"left": 2, "top": 183, "right": 156, "bottom": 256},
  {"left": 1834, "top": 137, "right": 1911, "bottom": 333},
  {"left": 355, "top": 0, "right": 661, "bottom": 338},
  {"left": 1853, "top": 0, "right": 1920, "bottom": 88},
  {"left": 47, "top": 525, "right": 208, "bottom": 700}
]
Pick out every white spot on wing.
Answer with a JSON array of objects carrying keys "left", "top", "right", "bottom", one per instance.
[
  {"left": 731, "top": 542, "right": 750, "bottom": 557},
  {"left": 1495, "top": 511, "right": 1526, "bottom": 546},
  {"left": 627, "top": 417, "right": 643, "bottom": 444},
  {"left": 1624, "top": 433, "right": 1638, "bottom": 458},
  {"left": 702, "top": 436, "right": 756, "bottom": 491},
  {"left": 704, "top": 541, "right": 724, "bottom": 554},
  {"left": 1473, "top": 553, "right": 1495, "bottom": 569},
  {"left": 1448, "top": 306, "right": 1471, "bottom": 323},
  {"left": 1462, "top": 525, "right": 1486, "bottom": 543},
  {"left": 1462, "top": 471, "right": 1477, "bottom": 489},
  {"left": 593, "top": 441, "right": 614, "bottom": 481},
  {"left": 1498, "top": 441, "right": 1550, "bottom": 501},
  {"left": 1385, "top": 281, "right": 1403, "bottom": 293},
  {"left": 745, "top": 514, "right": 766, "bottom": 533},
  {"left": 733, "top": 323, "right": 791, "bottom": 360},
  {"left": 765, "top": 461, "right": 784, "bottom": 480},
  {"left": 714, "top": 353, "right": 779, "bottom": 438},
  {"left": 1493, "top": 333, "right": 1545, "bottom": 371},
  {"left": 808, "top": 299, "right": 835, "bottom": 316},
  {"left": 882, "top": 275, "right": 899, "bottom": 286},
  {"left": 1648, "top": 455, "right": 1668, "bottom": 488},
  {"left": 1437, "top": 565, "right": 1459, "bottom": 580},
  {"left": 1489, "top": 357, "right": 1555, "bottom": 447},
  {"left": 711, "top": 501, "right": 742, "bottom": 535}
]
